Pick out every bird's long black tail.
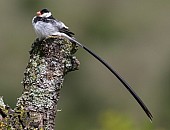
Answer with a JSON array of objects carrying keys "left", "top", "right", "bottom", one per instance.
[{"left": 69, "top": 37, "right": 153, "bottom": 121}]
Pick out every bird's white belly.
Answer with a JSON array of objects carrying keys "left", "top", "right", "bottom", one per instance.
[{"left": 33, "top": 21, "right": 59, "bottom": 40}]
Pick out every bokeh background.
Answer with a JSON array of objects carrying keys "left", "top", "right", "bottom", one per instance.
[{"left": 0, "top": 0, "right": 169, "bottom": 130}]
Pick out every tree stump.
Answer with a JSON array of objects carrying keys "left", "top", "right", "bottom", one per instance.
[{"left": 0, "top": 36, "right": 80, "bottom": 130}]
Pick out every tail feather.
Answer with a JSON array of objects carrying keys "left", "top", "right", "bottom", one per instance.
[{"left": 61, "top": 34, "right": 153, "bottom": 121}]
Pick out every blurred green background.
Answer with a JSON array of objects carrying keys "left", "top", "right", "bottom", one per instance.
[{"left": 0, "top": 0, "right": 169, "bottom": 130}]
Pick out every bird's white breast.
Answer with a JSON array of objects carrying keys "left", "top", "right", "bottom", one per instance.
[{"left": 33, "top": 20, "right": 59, "bottom": 40}]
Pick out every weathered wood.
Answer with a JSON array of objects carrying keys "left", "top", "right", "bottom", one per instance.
[{"left": 0, "top": 36, "right": 80, "bottom": 130}]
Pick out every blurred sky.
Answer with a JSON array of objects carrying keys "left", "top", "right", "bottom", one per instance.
[{"left": 0, "top": 0, "right": 170, "bottom": 130}]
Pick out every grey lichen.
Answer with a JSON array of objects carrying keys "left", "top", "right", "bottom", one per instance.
[{"left": 0, "top": 36, "right": 80, "bottom": 130}]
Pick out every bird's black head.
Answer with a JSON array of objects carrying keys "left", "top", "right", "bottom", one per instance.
[
  {"left": 37, "top": 8, "right": 52, "bottom": 18},
  {"left": 40, "top": 8, "right": 50, "bottom": 14}
]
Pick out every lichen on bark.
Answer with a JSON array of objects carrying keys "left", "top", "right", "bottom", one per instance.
[{"left": 0, "top": 36, "right": 80, "bottom": 130}]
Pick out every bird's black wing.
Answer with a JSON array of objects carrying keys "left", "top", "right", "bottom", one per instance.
[
  {"left": 59, "top": 27, "right": 75, "bottom": 37},
  {"left": 40, "top": 17, "right": 75, "bottom": 37}
]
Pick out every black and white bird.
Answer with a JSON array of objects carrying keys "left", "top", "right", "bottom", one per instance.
[{"left": 32, "top": 8, "right": 153, "bottom": 121}]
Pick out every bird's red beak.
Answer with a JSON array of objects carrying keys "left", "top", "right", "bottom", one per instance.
[{"left": 37, "top": 11, "right": 41, "bottom": 16}]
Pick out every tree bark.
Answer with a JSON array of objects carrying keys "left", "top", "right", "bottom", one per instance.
[{"left": 0, "top": 36, "right": 80, "bottom": 130}]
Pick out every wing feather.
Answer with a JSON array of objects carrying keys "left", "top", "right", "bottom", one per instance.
[{"left": 59, "top": 27, "right": 75, "bottom": 37}]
